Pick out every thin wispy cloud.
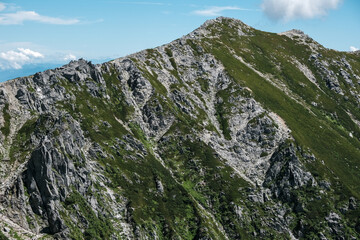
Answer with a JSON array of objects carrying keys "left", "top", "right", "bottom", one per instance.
[
  {"left": 115, "top": 1, "right": 168, "bottom": 6},
  {"left": 0, "top": 48, "right": 44, "bottom": 69},
  {"left": 193, "top": 6, "right": 256, "bottom": 17},
  {"left": 0, "top": 11, "right": 79, "bottom": 25},
  {"left": 261, "top": 0, "right": 342, "bottom": 22},
  {"left": 0, "top": 2, "right": 5, "bottom": 12},
  {"left": 64, "top": 54, "right": 77, "bottom": 61},
  {"left": 78, "top": 18, "right": 104, "bottom": 25}
]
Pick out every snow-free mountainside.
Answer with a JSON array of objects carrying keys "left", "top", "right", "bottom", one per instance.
[{"left": 0, "top": 17, "right": 360, "bottom": 239}]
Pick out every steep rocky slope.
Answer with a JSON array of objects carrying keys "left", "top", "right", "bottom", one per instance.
[{"left": 0, "top": 17, "right": 359, "bottom": 239}]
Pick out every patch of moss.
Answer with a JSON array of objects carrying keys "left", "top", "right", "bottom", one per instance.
[
  {"left": 215, "top": 89, "right": 232, "bottom": 140},
  {"left": 9, "top": 117, "right": 38, "bottom": 163},
  {"left": 136, "top": 66, "right": 168, "bottom": 96},
  {"left": 165, "top": 47, "right": 178, "bottom": 70},
  {"left": 27, "top": 86, "right": 36, "bottom": 93},
  {"left": 1, "top": 103, "right": 11, "bottom": 137},
  {"left": 165, "top": 47, "right": 173, "bottom": 58},
  {"left": 186, "top": 39, "right": 202, "bottom": 56},
  {"left": 0, "top": 230, "right": 8, "bottom": 240},
  {"left": 64, "top": 190, "right": 114, "bottom": 240},
  {"left": 260, "top": 151, "right": 269, "bottom": 157},
  {"left": 158, "top": 137, "right": 254, "bottom": 238},
  {"left": 197, "top": 78, "right": 210, "bottom": 93}
]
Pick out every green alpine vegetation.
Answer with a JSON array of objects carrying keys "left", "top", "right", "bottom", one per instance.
[{"left": 0, "top": 17, "right": 359, "bottom": 239}]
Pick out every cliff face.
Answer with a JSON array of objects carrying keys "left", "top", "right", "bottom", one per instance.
[{"left": 0, "top": 17, "right": 359, "bottom": 239}]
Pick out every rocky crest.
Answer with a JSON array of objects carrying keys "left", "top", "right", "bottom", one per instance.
[{"left": 0, "top": 17, "right": 359, "bottom": 239}]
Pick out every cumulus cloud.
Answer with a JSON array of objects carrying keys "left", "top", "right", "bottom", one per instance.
[
  {"left": 261, "top": 0, "right": 342, "bottom": 21},
  {"left": 193, "top": 6, "right": 253, "bottom": 17},
  {"left": 350, "top": 46, "right": 359, "bottom": 52},
  {"left": 64, "top": 54, "right": 77, "bottom": 61},
  {"left": 0, "top": 10, "right": 79, "bottom": 25},
  {"left": 0, "top": 48, "right": 44, "bottom": 69}
]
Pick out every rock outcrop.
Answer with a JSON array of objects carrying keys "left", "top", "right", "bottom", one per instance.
[{"left": 0, "top": 17, "right": 359, "bottom": 239}]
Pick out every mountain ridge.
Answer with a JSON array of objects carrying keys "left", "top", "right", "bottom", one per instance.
[
  {"left": 0, "top": 17, "right": 352, "bottom": 84},
  {"left": 0, "top": 17, "right": 359, "bottom": 239}
]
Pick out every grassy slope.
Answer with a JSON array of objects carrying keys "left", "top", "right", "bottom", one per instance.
[
  {"left": 196, "top": 20, "right": 360, "bottom": 201},
  {"left": 54, "top": 60, "right": 296, "bottom": 238},
  {"left": 68, "top": 21, "right": 358, "bottom": 238},
  {"left": 189, "top": 19, "right": 360, "bottom": 238},
  {"left": 6, "top": 18, "right": 360, "bottom": 239},
  {"left": 56, "top": 70, "right": 235, "bottom": 239}
]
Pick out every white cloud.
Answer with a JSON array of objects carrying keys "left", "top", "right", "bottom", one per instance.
[
  {"left": 0, "top": 2, "right": 6, "bottom": 12},
  {"left": 261, "top": 0, "right": 342, "bottom": 21},
  {"left": 193, "top": 6, "right": 253, "bottom": 17},
  {"left": 0, "top": 48, "right": 44, "bottom": 69},
  {"left": 0, "top": 10, "right": 79, "bottom": 25},
  {"left": 117, "top": 2, "right": 167, "bottom": 5},
  {"left": 350, "top": 46, "right": 359, "bottom": 52},
  {"left": 17, "top": 48, "right": 43, "bottom": 58},
  {"left": 64, "top": 54, "right": 77, "bottom": 61}
]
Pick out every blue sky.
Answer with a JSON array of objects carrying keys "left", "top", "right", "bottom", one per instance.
[{"left": 0, "top": 0, "right": 359, "bottom": 81}]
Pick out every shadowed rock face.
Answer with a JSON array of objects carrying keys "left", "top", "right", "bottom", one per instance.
[
  {"left": 0, "top": 17, "right": 360, "bottom": 239},
  {"left": 264, "top": 143, "right": 316, "bottom": 202}
]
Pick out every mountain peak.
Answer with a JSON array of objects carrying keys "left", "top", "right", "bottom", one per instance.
[
  {"left": 279, "top": 29, "right": 311, "bottom": 40},
  {"left": 0, "top": 16, "right": 360, "bottom": 240},
  {"left": 202, "top": 16, "right": 248, "bottom": 27},
  {"left": 185, "top": 16, "right": 252, "bottom": 40},
  {"left": 278, "top": 28, "right": 323, "bottom": 51}
]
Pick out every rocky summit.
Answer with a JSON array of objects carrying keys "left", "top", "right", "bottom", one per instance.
[{"left": 0, "top": 17, "right": 360, "bottom": 240}]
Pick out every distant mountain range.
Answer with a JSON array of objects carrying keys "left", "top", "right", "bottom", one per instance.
[{"left": 0, "top": 63, "right": 63, "bottom": 82}]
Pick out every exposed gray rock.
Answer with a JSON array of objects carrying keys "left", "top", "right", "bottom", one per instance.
[
  {"left": 263, "top": 143, "right": 316, "bottom": 202},
  {"left": 325, "top": 212, "right": 344, "bottom": 237},
  {"left": 340, "top": 68, "right": 354, "bottom": 86},
  {"left": 349, "top": 197, "right": 357, "bottom": 210},
  {"left": 313, "top": 59, "right": 343, "bottom": 94},
  {"left": 0, "top": 16, "right": 359, "bottom": 240}
]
